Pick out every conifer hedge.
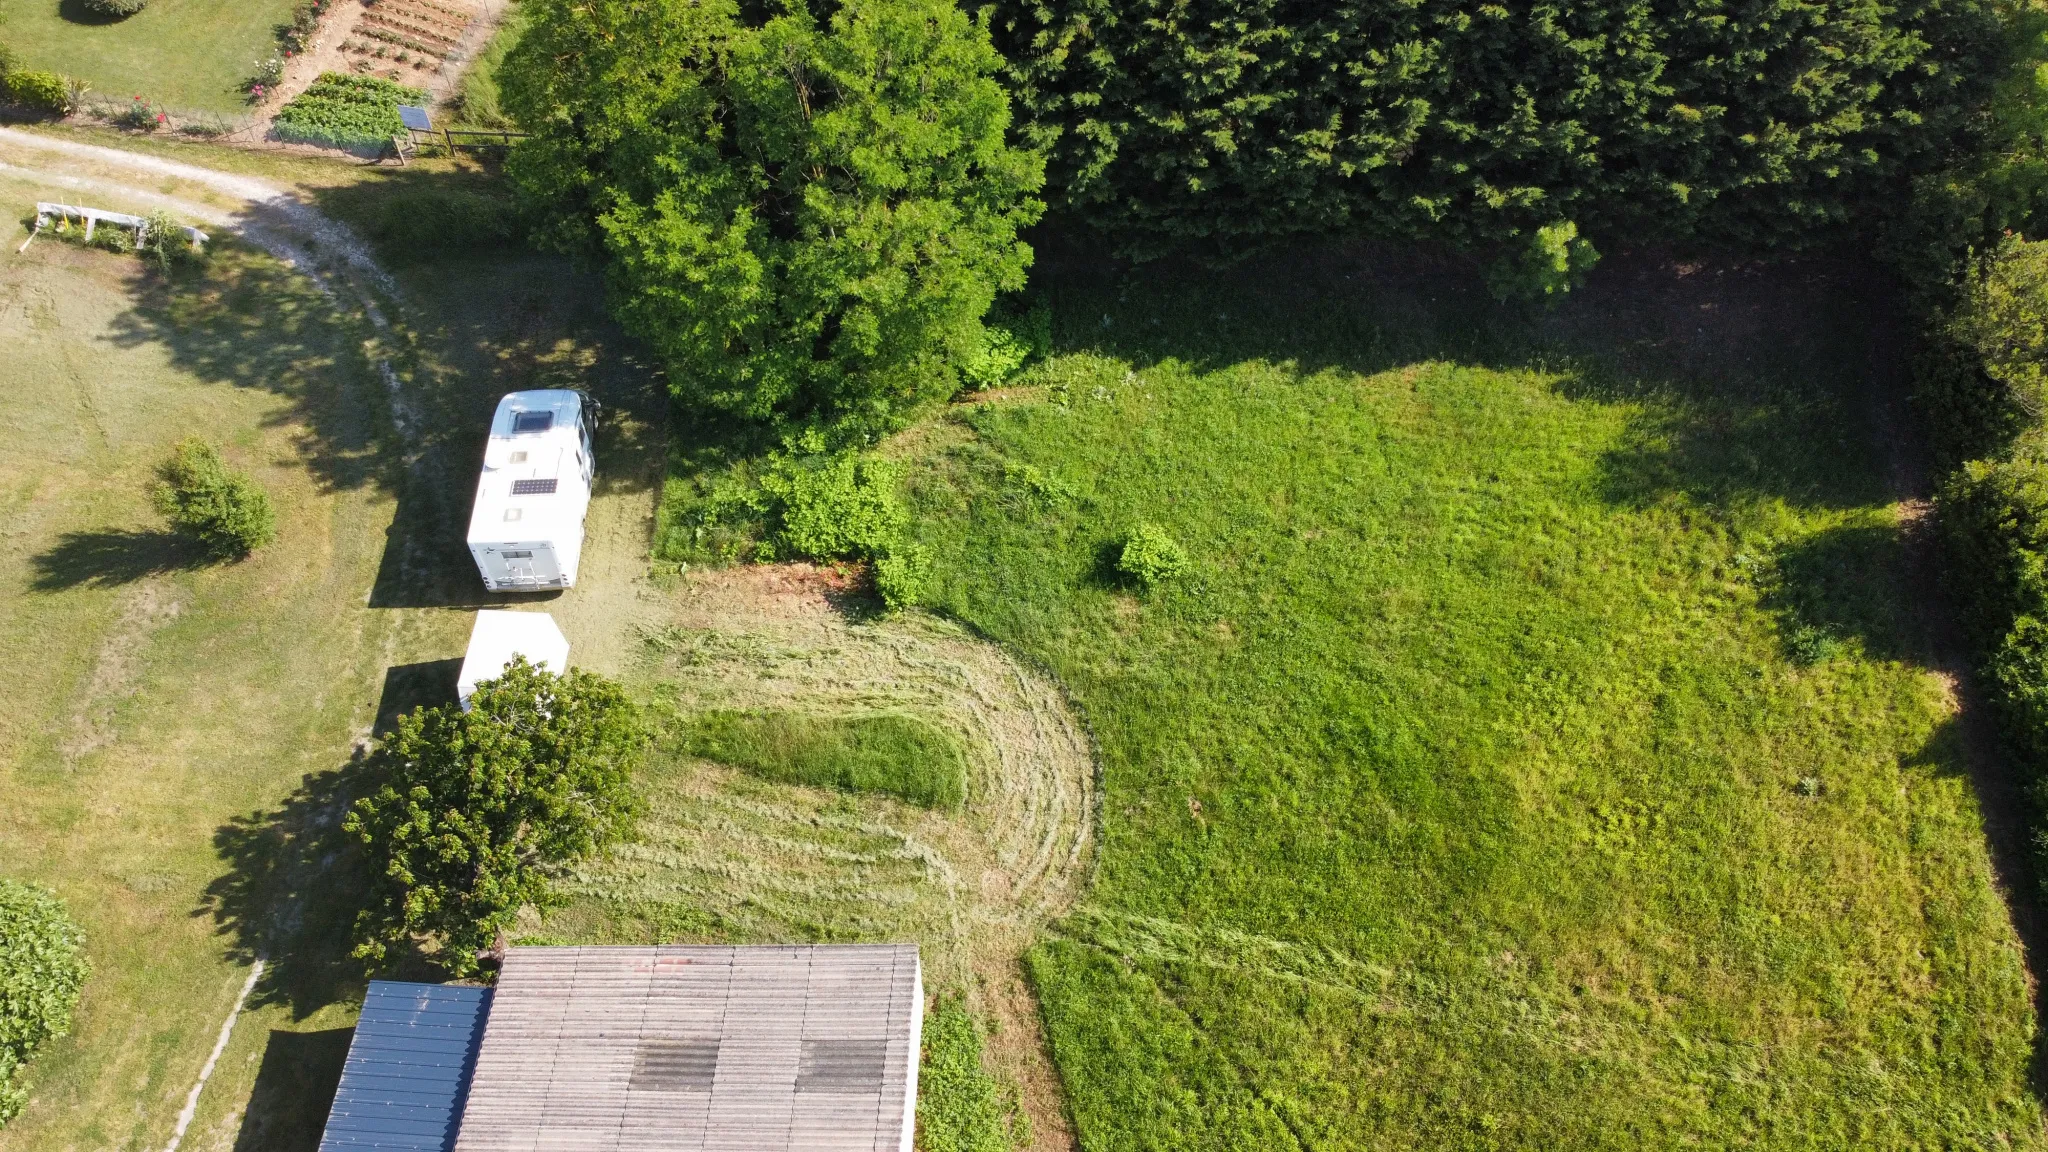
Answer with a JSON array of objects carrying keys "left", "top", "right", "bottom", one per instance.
[{"left": 990, "top": 0, "right": 2005, "bottom": 261}]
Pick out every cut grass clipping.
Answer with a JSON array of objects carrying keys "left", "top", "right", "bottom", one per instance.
[
  {"left": 675, "top": 710, "right": 965, "bottom": 809},
  {"left": 273, "top": 73, "right": 425, "bottom": 148}
]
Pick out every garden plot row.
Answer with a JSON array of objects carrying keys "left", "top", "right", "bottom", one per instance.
[{"left": 341, "top": 0, "right": 475, "bottom": 81}]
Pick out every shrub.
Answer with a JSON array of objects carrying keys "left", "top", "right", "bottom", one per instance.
[
  {"left": 762, "top": 452, "right": 906, "bottom": 561},
  {"left": 135, "top": 209, "right": 199, "bottom": 270},
  {"left": 504, "top": 0, "right": 1045, "bottom": 437},
  {"left": 874, "top": 543, "right": 930, "bottom": 610},
  {"left": 1934, "top": 236, "right": 2048, "bottom": 457},
  {"left": 1486, "top": 221, "right": 1602, "bottom": 303},
  {"left": 344, "top": 660, "right": 643, "bottom": 975},
  {"left": 0, "top": 880, "right": 89, "bottom": 1128},
  {"left": 80, "top": 0, "right": 146, "bottom": 16},
  {"left": 1116, "top": 523, "right": 1189, "bottom": 589},
  {"left": 917, "top": 996, "right": 1030, "bottom": 1152},
  {"left": 5, "top": 71, "right": 70, "bottom": 117},
  {"left": 273, "top": 72, "right": 425, "bottom": 148},
  {"left": 153, "top": 438, "right": 276, "bottom": 559}
]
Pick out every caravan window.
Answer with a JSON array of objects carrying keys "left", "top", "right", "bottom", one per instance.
[
  {"left": 504, "top": 550, "right": 534, "bottom": 559},
  {"left": 512, "top": 411, "right": 554, "bottom": 434}
]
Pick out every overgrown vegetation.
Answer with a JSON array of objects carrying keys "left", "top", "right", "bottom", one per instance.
[
  {"left": 0, "top": 880, "right": 88, "bottom": 1128},
  {"left": 450, "top": 0, "right": 525, "bottom": 128},
  {"left": 916, "top": 996, "right": 1028, "bottom": 1152},
  {"left": 345, "top": 659, "right": 644, "bottom": 975},
  {"left": 677, "top": 709, "right": 966, "bottom": 809},
  {"left": 502, "top": 0, "right": 1044, "bottom": 439},
  {"left": 272, "top": 72, "right": 425, "bottom": 148},
  {"left": 154, "top": 438, "right": 277, "bottom": 559}
]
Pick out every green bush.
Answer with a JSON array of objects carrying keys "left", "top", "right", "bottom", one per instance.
[
  {"left": 273, "top": 73, "right": 426, "bottom": 148},
  {"left": 0, "top": 880, "right": 89, "bottom": 1128},
  {"left": 874, "top": 543, "right": 930, "bottom": 610},
  {"left": 1486, "top": 222, "right": 1602, "bottom": 303},
  {"left": 153, "top": 438, "right": 276, "bottom": 559},
  {"left": 917, "top": 996, "right": 1029, "bottom": 1152},
  {"left": 503, "top": 0, "right": 1045, "bottom": 437},
  {"left": 1115, "top": 523, "right": 1189, "bottom": 589},
  {"left": 5, "top": 71, "right": 70, "bottom": 117},
  {"left": 345, "top": 660, "right": 644, "bottom": 975},
  {"left": 80, "top": 0, "right": 146, "bottom": 16},
  {"left": 1930, "top": 236, "right": 2048, "bottom": 459},
  {"left": 679, "top": 708, "right": 964, "bottom": 808},
  {"left": 763, "top": 452, "right": 906, "bottom": 561}
]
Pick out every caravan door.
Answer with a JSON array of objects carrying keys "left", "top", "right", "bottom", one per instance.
[{"left": 498, "top": 546, "right": 561, "bottom": 587}]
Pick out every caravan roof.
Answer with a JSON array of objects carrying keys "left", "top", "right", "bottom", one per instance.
[
  {"left": 466, "top": 390, "right": 590, "bottom": 548},
  {"left": 458, "top": 610, "right": 571, "bottom": 705}
]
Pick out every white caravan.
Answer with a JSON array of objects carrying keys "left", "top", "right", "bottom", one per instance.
[
  {"left": 467, "top": 390, "right": 594, "bottom": 592},
  {"left": 457, "top": 610, "right": 571, "bottom": 710}
]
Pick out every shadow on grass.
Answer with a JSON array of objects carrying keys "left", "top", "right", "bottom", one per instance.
[
  {"left": 201, "top": 760, "right": 371, "bottom": 1020},
  {"left": 1762, "top": 523, "right": 1922, "bottom": 667},
  {"left": 56, "top": 0, "right": 132, "bottom": 23},
  {"left": 29, "top": 529, "right": 208, "bottom": 590},
  {"left": 375, "top": 658, "right": 461, "bottom": 736},
  {"left": 1028, "top": 225, "right": 1902, "bottom": 515},
  {"left": 232, "top": 1027, "right": 354, "bottom": 1152}
]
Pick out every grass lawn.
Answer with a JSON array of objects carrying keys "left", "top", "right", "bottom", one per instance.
[
  {"left": 896, "top": 244, "right": 2046, "bottom": 1148},
  {"left": 0, "top": 140, "right": 661, "bottom": 1151},
  {"left": 0, "top": 0, "right": 295, "bottom": 118},
  {"left": 676, "top": 709, "right": 968, "bottom": 808}
]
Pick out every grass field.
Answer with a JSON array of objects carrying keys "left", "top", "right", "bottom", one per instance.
[
  {"left": 896, "top": 245, "right": 2046, "bottom": 1147},
  {"left": 0, "top": 0, "right": 294, "bottom": 118}
]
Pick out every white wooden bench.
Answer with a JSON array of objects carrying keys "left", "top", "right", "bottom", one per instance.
[{"left": 21, "top": 202, "right": 209, "bottom": 251}]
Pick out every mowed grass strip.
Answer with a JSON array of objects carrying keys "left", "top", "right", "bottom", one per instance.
[
  {"left": 899, "top": 248, "right": 2042, "bottom": 1147},
  {"left": 674, "top": 709, "right": 966, "bottom": 809}
]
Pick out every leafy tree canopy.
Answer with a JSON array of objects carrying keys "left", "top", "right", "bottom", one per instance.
[
  {"left": 503, "top": 0, "right": 1045, "bottom": 437},
  {"left": 0, "top": 880, "right": 88, "bottom": 1127},
  {"left": 344, "top": 660, "right": 643, "bottom": 976},
  {"left": 991, "top": 0, "right": 2005, "bottom": 264}
]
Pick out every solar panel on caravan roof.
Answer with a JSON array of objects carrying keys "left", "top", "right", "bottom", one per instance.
[{"left": 509, "top": 478, "right": 558, "bottom": 496}]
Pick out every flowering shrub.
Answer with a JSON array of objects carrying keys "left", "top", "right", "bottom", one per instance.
[
  {"left": 272, "top": 71, "right": 425, "bottom": 147},
  {"left": 280, "top": 0, "right": 329, "bottom": 54},
  {"left": 245, "top": 56, "right": 284, "bottom": 96}
]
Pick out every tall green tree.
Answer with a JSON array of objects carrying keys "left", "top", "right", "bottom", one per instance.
[
  {"left": 345, "top": 660, "right": 643, "bottom": 975},
  {"left": 503, "top": 0, "right": 1044, "bottom": 436},
  {"left": 990, "top": 0, "right": 2004, "bottom": 263}
]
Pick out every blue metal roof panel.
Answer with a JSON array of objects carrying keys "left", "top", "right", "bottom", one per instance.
[{"left": 317, "top": 981, "right": 491, "bottom": 1152}]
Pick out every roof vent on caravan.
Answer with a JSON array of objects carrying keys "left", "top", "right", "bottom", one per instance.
[
  {"left": 458, "top": 610, "right": 571, "bottom": 710},
  {"left": 467, "top": 390, "right": 595, "bottom": 592}
]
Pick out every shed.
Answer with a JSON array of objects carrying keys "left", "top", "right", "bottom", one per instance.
[
  {"left": 315, "top": 947, "right": 924, "bottom": 1152},
  {"left": 457, "top": 946, "right": 923, "bottom": 1152},
  {"left": 317, "top": 981, "right": 491, "bottom": 1152},
  {"left": 457, "top": 610, "right": 570, "bottom": 708}
]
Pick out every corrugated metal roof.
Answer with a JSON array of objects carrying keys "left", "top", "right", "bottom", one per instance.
[
  {"left": 453, "top": 944, "right": 923, "bottom": 1152},
  {"left": 319, "top": 982, "right": 491, "bottom": 1152}
]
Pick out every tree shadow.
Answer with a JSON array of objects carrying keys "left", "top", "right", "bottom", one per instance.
[
  {"left": 232, "top": 1027, "right": 354, "bottom": 1152},
  {"left": 29, "top": 529, "right": 208, "bottom": 590},
  {"left": 201, "top": 761, "right": 371, "bottom": 1020},
  {"left": 1028, "top": 224, "right": 1903, "bottom": 516},
  {"left": 1760, "top": 522, "right": 1921, "bottom": 666},
  {"left": 106, "top": 242, "right": 395, "bottom": 499}
]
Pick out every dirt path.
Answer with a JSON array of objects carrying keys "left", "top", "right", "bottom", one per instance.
[{"left": 0, "top": 128, "right": 1093, "bottom": 1148}]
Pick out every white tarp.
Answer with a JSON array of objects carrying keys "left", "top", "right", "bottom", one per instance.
[{"left": 458, "top": 610, "right": 570, "bottom": 709}]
